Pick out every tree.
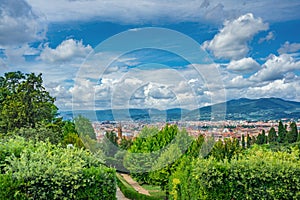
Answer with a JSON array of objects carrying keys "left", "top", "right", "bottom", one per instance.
[
  {"left": 256, "top": 130, "right": 267, "bottom": 145},
  {"left": 0, "top": 71, "right": 57, "bottom": 133},
  {"left": 246, "top": 133, "right": 251, "bottom": 148},
  {"left": 241, "top": 134, "right": 245, "bottom": 149},
  {"left": 268, "top": 127, "right": 277, "bottom": 143},
  {"left": 74, "top": 115, "right": 96, "bottom": 140},
  {"left": 287, "top": 122, "right": 298, "bottom": 143},
  {"left": 278, "top": 121, "right": 286, "bottom": 143}
]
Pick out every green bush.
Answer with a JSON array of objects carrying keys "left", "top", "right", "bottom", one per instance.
[
  {"left": 169, "top": 146, "right": 300, "bottom": 200},
  {"left": 1, "top": 137, "right": 116, "bottom": 199}
]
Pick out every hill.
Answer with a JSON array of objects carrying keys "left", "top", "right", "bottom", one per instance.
[{"left": 60, "top": 98, "right": 300, "bottom": 121}]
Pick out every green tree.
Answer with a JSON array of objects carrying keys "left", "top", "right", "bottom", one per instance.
[
  {"left": 0, "top": 71, "right": 57, "bottom": 133},
  {"left": 256, "top": 130, "right": 267, "bottom": 145},
  {"left": 268, "top": 127, "right": 277, "bottom": 143},
  {"left": 246, "top": 133, "right": 251, "bottom": 148},
  {"left": 287, "top": 122, "right": 298, "bottom": 143},
  {"left": 278, "top": 121, "right": 286, "bottom": 143},
  {"left": 241, "top": 134, "right": 245, "bottom": 149},
  {"left": 74, "top": 115, "right": 96, "bottom": 140}
]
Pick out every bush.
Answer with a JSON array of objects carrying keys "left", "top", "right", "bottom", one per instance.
[
  {"left": 169, "top": 146, "right": 300, "bottom": 200},
  {"left": 1, "top": 137, "right": 116, "bottom": 199}
]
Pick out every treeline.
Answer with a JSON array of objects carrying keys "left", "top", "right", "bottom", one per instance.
[{"left": 252, "top": 121, "right": 300, "bottom": 145}]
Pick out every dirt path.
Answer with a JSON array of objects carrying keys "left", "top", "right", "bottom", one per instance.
[{"left": 120, "top": 174, "right": 150, "bottom": 196}]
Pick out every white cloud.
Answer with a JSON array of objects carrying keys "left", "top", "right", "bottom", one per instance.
[
  {"left": 39, "top": 39, "right": 92, "bottom": 63},
  {"left": 278, "top": 41, "right": 300, "bottom": 54},
  {"left": 250, "top": 54, "right": 300, "bottom": 82},
  {"left": 247, "top": 79, "right": 300, "bottom": 100},
  {"left": 259, "top": 31, "right": 275, "bottom": 43},
  {"left": 0, "top": 0, "right": 46, "bottom": 48},
  {"left": 226, "top": 75, "right": 252, "bottom": 89},
  {"left": 227, "top": 57, "right": 260, "bottom": 73},
  {"left": 202, "top": 13, "right": 268, "bottom": 59},
  {"left": 26, "top": 0, "right": 300, "bottom": 24}
]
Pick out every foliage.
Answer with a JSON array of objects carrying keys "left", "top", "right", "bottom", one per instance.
[
  {"left": 124, "top": 125, "right": 179, "bottom": 184},
  {"left": 0, "top": 71, "right": 57, "bottom": 133},
  {"left": 169, "top": 146, "right": 300, "bottom": 200},
  {"left": 256, "top": 130, "right": 267, "bottom": 145},
  {"left": 0, "top": 137, "right": 115, "bottom": 199},
  {"left": 268, "top": 127, "right": 277, "bottom": 143},
  {"left": 241, "top": 134, "right": 245, "bottom": 149},
  {"left": 8, "top": 122, "right": 63, "bottom": 145},
  {"left": 287, "top": 122, "right": 298, "bottom": 143},
  {"left": 278, "top": 121, "right": 287, "bottom": 143},
  {"left": 62, "top": 132, "right": 85, "bottom": 148},
  {"left": 211, "top": 138, "right": 241, "bottom": 162},
  {"left": 74, "top": 115, "right": 96, "bottom": 140}
]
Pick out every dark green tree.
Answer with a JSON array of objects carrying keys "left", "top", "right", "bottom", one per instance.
[
  {"left": 246, "top": 133, "right": 251, "bottom": 148},
  {"left": 278, "top": 121, "right": 286, "bottom": 143},
  {"left": 241, "top": 134, "right": 245, "bottom": 149},
  {"left": 0, "top": 71, "right": 57, "bottom": 133},
  {"left": 286, "top": 122, "right": 298, "bottom": 143},
  {"left": 268, "top": 127, "right": 277, "bottom": 143},
  {"left": 256, "top": 130, "right": 267, "bottom": 145}
]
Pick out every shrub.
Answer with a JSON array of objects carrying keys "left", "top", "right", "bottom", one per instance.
[
  {"left": 1, "top": 137, "right": 116, "bottom": 199},
  {"left": 169, "top": 147, "right": 300, "bottom": 200}
]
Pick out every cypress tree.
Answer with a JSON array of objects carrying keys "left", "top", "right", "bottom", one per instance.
[
  {"left": 268, "top": 127, "right": 277, "bottom": 143},
  {"left": 241, "top": 134, "right": 245, "bottom": 149},
  {"left": 246, "top": 133, "right": 251, "bottom": 148},
  {"left": 287, "top": 122, "right": 298, "bottom": 143},
  {"left": 278, "top": 121, "right": 286, "bottom": 143}
]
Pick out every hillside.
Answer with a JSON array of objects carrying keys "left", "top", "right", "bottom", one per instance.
[{"left": 61, "top": 98, "right": 300, "bottom": 121}]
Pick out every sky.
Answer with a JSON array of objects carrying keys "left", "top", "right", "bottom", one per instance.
[{"left": 0, "top": 0, "right": 300, "bottom": 111}]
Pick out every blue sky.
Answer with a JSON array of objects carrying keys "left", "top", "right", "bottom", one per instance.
[{"left": 0, "top": 0, "right": 300, "bottom": 111}]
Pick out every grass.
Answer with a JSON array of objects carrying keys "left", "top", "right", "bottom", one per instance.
[
  {"left": 116, "top": 174, "right": 163, "bottom": 200},
  {"left": 141, "top": 184, "right": 166, "bottom": 199}
]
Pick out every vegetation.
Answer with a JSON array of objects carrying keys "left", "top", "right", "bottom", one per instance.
[
  {"left": 169, "top": 146, "right": 300, "bottom": 200},
  {"left": 0, "top": 137, "right": 115, "bottom": 199},
  {"left": 116, "top": 174, "right": 161, "bottom": 200},
  {"left": 0, "top": 71, "right": 57, "bottom": 133},
  {"left": 1, "top": 71, "right": 300, "bottom": 200}
]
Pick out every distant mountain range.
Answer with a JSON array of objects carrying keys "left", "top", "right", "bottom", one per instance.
[{"left": 60, "top": 98, "right": 300, "bottom": 121}]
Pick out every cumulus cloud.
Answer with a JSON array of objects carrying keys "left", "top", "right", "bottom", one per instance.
[
  {"left": 250, "top": 54, "right": 300, "bottom": 82},
  {"left": 227, "top": 57, "right": 260, "bottom": 73},
  {"left": 0, "top": 0, "right": 46, "bottom": 47},
  {"left": 247, "top": 79, "right": 300, "bottom": 100},
  {"left": 278, "top": 41, "right": 300, "bottom": 54},
  {"left": 202, "top": 13, "right": 268, "bottom": 59},
  {"left": 39, "top": 39, "right": 92, "bottom": 63}
]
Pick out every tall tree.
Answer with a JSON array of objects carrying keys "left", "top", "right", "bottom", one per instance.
[
  {"left": 278, "top": 121, "right": 286, "bottom": 143},
  {"left": 287, "top": 122, "right": 298, "bottom": 143},
  {"left": 268, "top": 127, "right": 277, "bottom": 143},
  {"left": 256, "top": 130, "right": 267, "bottom": 145},
  {"left": 246, "top": 133, "right": 251, "bottom": 148},
  {"left": 241, "top": 134, "right": 245, "bottom": 149},
  {"left": 0, "top": 72, "right": 57, "bottom": 133}
]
